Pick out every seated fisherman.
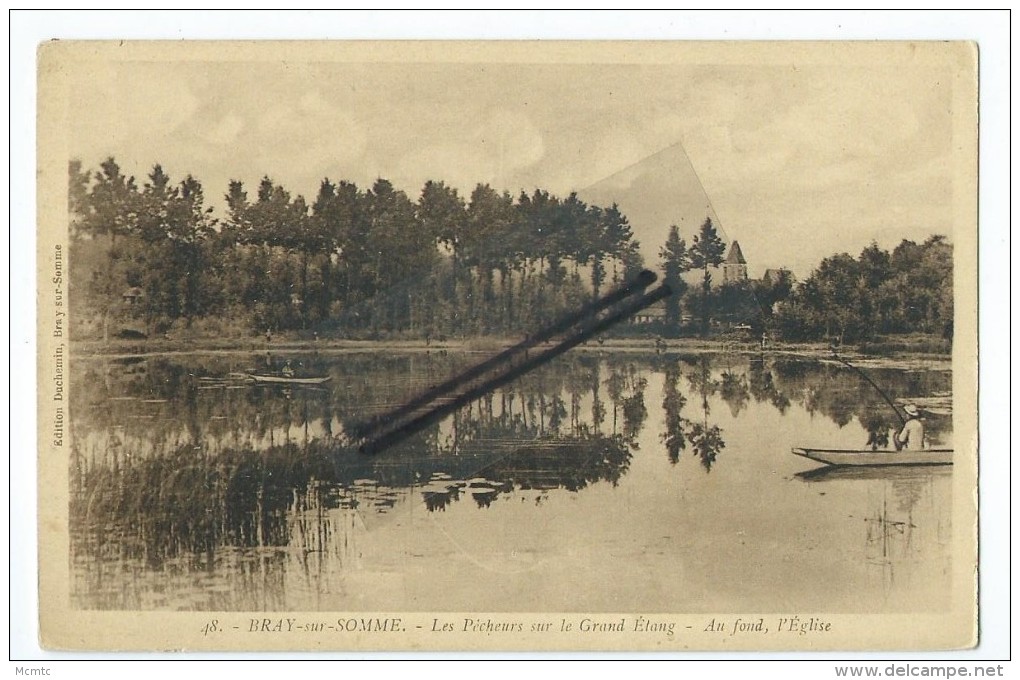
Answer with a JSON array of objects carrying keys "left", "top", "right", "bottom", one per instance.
[{"left": 895, "top": 404, "right": 925, "bottom": 451}]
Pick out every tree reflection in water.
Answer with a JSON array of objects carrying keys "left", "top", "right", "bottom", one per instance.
[
  {"left": 861, "top": 411, "right": 893, "bottom": 450},
  {"left": 747, "top": 354, "right": 791, "bottom": 414},
  {"left": 657, "top": 355, "right": 728, "bottom": 471},
  {"left": 70, "top": 353, "right": 644, "bottom": 602},
  {"left": 683, "top": 356, "right": 727, "bottom": 471},
  {"left": 719, "top": 370, "right": 750, "bottom": 418},
  {"left": 767, "top": 358, "right": 951, "bottom": 447},
  {"left": 68, "top": 351, "right": 952, "bottom": 609},
  {"left": 621, "top": 378, "right": 648, "bottom": 446},
  {"left": 660, "top": 362, "right": 687, "bottom": 465}
]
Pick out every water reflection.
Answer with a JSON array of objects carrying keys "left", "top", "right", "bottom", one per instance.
[
  {"left": 748, "top": 354, "right": 791, "bottom": 414},
  {"left": 798, "top": 465, "right": 952, "bottom": 607},
  {"left": 657, "top": 356, "right": 728, "bottom": 471},
  {"left": 660, "top": 362, "right": 687, "bottom": 465},
  {"left": 69, "top": 350, "right": 953, "bottom": 611}
]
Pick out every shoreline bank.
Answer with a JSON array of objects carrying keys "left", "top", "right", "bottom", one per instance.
[{"left": 67, "top": 335, "right": 953, "bottom": 367}]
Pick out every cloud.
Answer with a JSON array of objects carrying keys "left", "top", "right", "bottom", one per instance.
[
  {"left": 394, "top": 143, "right": 498, "bottom": 196},
  {"left": 387, "top": 108, "right": 546, "bottom": 196},
  {"left": 771, "top": 94, "right": 920, "bottom": 163},
  {"left": 64, "top": 56, "right": 961, "bottom": 279},
  {"left": 247, "top": 91, "right": 367, "bottom": 191},
  {"left": 70, "top": 62, "right": 202, "bottom": 163},
  {"left": 203, "top": 113, "right": 244, "bottom": 146},
  {"left": 475, "top": 109, "right": 545, "bottom": 175}
]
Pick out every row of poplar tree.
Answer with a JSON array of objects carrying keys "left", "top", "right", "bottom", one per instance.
[
  {"left": 69, "top": 157, "right": 952, "bottom": 343},
  {"left": 70, "top": 158, "right": 655, "bottom": 338}
]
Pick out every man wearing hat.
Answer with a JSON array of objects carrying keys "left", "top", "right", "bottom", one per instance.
[{"left": 895, "top": 404, "right": 926, "bottom": 450}]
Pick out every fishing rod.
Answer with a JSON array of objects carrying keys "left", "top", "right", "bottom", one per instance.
[
  {"left": 830, "top": 350, "right": 906, "bottom": 427},
  {"left": 352, "top": 269, "right": 658, "bottom": 440},
  {"left": 361, "top": 284, "right": 673, "bottom": 455}
]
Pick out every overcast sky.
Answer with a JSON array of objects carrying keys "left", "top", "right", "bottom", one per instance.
[{"left": 61, "top": 41, "right": 972, "bottom": 278}]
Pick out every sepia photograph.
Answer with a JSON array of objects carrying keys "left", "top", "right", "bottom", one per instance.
[{"left": 31, "top": 36, "right": 983, "bottom": 654}]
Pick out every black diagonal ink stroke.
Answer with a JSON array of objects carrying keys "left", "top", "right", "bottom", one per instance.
[
  {"left": 351, "top": 269, "right": 657, "bottom": 440},
  {"left": 360, "top": 283, "right": 673, "bottom": 456}
]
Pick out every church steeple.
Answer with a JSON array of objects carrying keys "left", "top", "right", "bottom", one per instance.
[
  {"left": 722, "top": 241, "right": 748, "bottom": 282},
  {"left": 725, "top": 240, "right": 746, "bottom": 265}
]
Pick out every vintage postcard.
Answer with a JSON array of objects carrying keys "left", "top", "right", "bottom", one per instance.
[{"left": 37, "top": 40, "right": 978, "bottom": 652}]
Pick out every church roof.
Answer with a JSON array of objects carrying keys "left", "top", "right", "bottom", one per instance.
[
  {"left": 636, "top": 300, "right": 666, "bottom": 317},
  {"left": 725, "top": 241, "right": 746, "bottom": 264},
  {"left": 762, "top": 268, "right": 794, "bottom": 283}
]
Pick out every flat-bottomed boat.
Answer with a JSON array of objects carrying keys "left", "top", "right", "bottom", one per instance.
[{"left": 791, "top": 447, "right": 952, "bottom": 467}]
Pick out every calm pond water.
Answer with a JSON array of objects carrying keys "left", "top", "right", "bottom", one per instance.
[{"left": 68, "top": 350, "right": 953, "bottom": 613}]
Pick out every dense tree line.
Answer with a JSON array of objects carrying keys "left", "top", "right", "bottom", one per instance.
[
  {"left": 655, "top": 222, "right": 952, "bottom": 345},
  {"left": 773, "top": 237, "right": 953, "bottom": 343},
  {"left": 69, "top": 158, "right": 644, "bottom": 339},
  {"left": 70, "top": 157, "right": 952, "bottom": 345}
]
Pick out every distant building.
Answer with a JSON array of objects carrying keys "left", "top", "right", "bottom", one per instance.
[
  {"left": 632, "top": 300, "right": 667, "bottom": 324},
  {"left": 122, "top": 287, "right": 145, "bottom": 305},
  {"left": 761, "top": 268, "right": 795, "bottom": 287},
  {"left": 676, "top": 241, "right": 793, "bottom": 292},
  {"left": 721, "top": 241, "right": 748, "bottom": 283}
]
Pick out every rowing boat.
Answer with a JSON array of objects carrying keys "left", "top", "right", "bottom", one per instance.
[
  {"left": 791, "top": 447, "right": 952, "bottom": 467},
  {"left": 246, "top": 374, "right": 332, "bottom": 386}
]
